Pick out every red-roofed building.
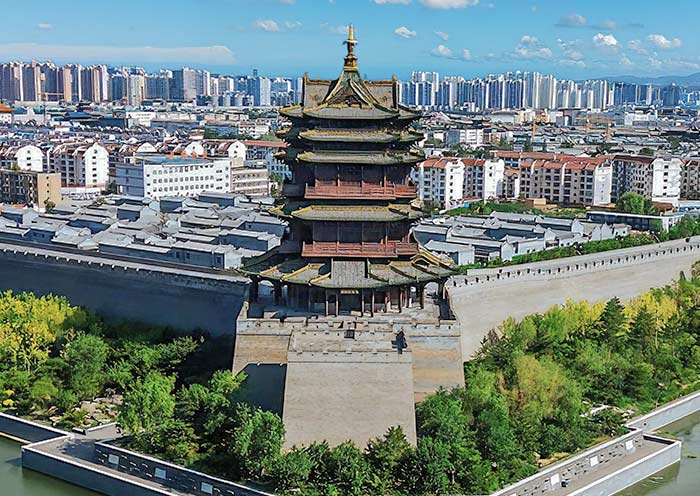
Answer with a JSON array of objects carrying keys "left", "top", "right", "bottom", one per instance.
[
  {"left": 518, "top": 157, "right": 613, "bottom": 206},
  {"left": 413, "top": 157, "right": 510, "bottom": 209}
]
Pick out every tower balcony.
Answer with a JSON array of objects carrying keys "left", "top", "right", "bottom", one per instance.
[
  {"left": 302, "top": 241, "right": 418, "bottom": 258},
  {"left": 304, "top": 182, "right": 417, "bottom": 200}
]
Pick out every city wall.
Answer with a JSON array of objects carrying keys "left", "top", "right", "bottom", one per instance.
[
  {"left": 448, "top": 237, "right": 700, "bottom": 358},
  {"left": 233, "top": 308, "right": 465, "bottom": 404},
  {"left": 0, "top": 242, "right": 248, "bottom": 350}
]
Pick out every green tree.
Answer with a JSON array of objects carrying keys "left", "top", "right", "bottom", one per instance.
[
  {"left": 28, "top": 375, "right": 59, "bottom": 409},
  {"left": 269, "top": 447, "right": 313, "bottom": 494},
  {"left": 228, "top": 404, "right": 285, "bottom": 479},
  {"left": 132, "top": 420, "right": 200, "bottom": 466},
  {"left": 321, "top": 441, "right": 372, "bottom": 496},
  {"left": 597, "top": 297, "right": 628, "bottom": 343},
  {"left": 62, "top": 333, "right": 108, "bottom": 399},
  {"left": 118, "top": 371, "right": 176, "bottom": 434},
  {"left": 616, "top": 191, "right": 647, "bottom": 214},
  {"left": 365, "top": 426, "right": 413, "bottom": 494}
]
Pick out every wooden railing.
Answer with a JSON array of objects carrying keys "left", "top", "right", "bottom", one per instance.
[
  {"left": 302, "top": 241, "right": 418, "bottom": 258},
  {"left": 305, "top": 182, "right": 416, "bottom": 199}
]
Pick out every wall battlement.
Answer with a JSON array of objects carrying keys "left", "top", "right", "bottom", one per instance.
[
  {"left": 0, "top": 241, "right": 248, "bottom": 342},
  {"left": 448, "top": 236, "right": 700, "bottom": 358}
]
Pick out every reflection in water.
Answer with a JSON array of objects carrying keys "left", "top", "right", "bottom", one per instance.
[
  {"left": 0, "top": 438, "right": 98, "bottom": 496},
  {"left": 618, "top": 413, "right": 700, "bottom": 496}
]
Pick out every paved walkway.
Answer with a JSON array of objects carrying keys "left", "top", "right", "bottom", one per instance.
[
  {"left": 547, "top": 438, "right": 668, "bottom": 495},
  {"left": 27, "top": 427, "right": 190, "bottom": 495}
]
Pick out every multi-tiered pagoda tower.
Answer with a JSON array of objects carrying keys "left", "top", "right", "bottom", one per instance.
[{"left": 245, "top": 25, "right": 452, "bottom": 316}]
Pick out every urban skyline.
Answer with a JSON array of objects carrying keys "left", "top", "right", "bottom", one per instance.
[
  {"left": 1, "top": 59, "right": 695, "bottom": 111},
  {"left": 1, "top": 0, "right": 699, "bottom": 80}
]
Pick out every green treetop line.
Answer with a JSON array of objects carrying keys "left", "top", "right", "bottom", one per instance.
[{"left": 3, "top": 273, "right": 700, "bottom": 495}]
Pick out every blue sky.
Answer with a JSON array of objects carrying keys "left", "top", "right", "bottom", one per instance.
[{"left": 1, "top": 0, "right": 699, "bottom": 79}]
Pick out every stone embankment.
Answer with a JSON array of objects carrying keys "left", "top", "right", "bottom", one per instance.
[
  {"left": 491, "top": 390, "right": 700, "bottom": 496},
  {"left": 0, "top": 412, "right": 270, "bottom": 496}
]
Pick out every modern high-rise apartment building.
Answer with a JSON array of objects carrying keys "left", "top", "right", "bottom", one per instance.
[{"left": 171, "top": 67, "right": 197, "bottom": 102}]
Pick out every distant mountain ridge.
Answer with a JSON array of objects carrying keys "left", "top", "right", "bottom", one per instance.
[{"left": 597, "top": 72, "right": 700, "bottom": 86}]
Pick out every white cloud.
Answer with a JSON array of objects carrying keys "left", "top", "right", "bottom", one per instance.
[
  {"left": 557, "top": 39, "right": 584, "bottom": 61},
  {"left": 620, "top": 55, "right": 633, "bottom": 67},
  {"left": 514, "top": 36, "right": 552, "bottom": 59},
  {"left": 435, "top": 31, "right": 449, "bottom": 41},
  {"left": 254, "top": 19, "right": 281, "bottom": 32},
  {"left": 278, "top": 0, "right": 295, "bottom": 4},
  {"left": 431, "top": 44, "right": 454, "bottom": 58},
  {"left": 321, "top": 24, "right": 349, "bottom": 35},
  {"left": 647, "top": 34, "right": 682, "bottom": 49},
  {"left": 394, "top": 26, "right": 417, "bottom": 38},
  {"left": 430, "top": 44, "right": 471, "bottom": 60},
  {"left": 564, "top": 49, "right": 584, "bottom": 60},
  {"left": 284, "top": 20, "right": 302, "bottom": 29},
  {"left": 371, "top": 0, "right": 411, "bottom": 3},
  {"left": 592, "top": 33, "right": 618, "bottom": 48},
  {"left": 0, "top": 43, "right": 236, "bottom": 65},
  {"left": 645, "top": 57, "right": 699, "bottom": 71},
  {"left": 514, "top": 46, "right": 552, "bottom": 59},
  {"left": 556, "top": 14, "right": 587, "bottom": 27},
  {"left": 627, "top": 39, "right": 645, "bottom": 53},
  {"left": 593, "top": 19, "right": 617, "bottom": 30},
  {"left": 37, "top": 23, "right": 53, "bottom": 30},
  {"left": 420, "top": 0, "right": 478, "bottom": 9},
  {"left": 559, "top": 59, "right": 585, "bottom": 68}
]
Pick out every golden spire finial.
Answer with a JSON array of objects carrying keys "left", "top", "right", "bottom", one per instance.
[{"left": 343, "top": 24, "right": 358, "bottom": 69}]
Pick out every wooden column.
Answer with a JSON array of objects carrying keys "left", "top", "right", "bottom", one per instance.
[
  {"left": 371, "top": 289, "right": 376, "bottom": 317},
  {"left": 398, "top": 287, "right": 403, "bottom": 313},
  {"left": 324, "top": 290, "right": 329, "bottom": 316},
  {"left": 250, "top": 277, "right": 259, "bottom": 302},
  {"left": 419, "top": 284, "right": 425, "bottom": 309},
  {"left": 360, "top": 290, "right": 364, "bottom": 317},
  {"left": 335, "top": 290, "right": 341, "bottom": 316},
  {"left": 274, "top": 281, "right": 281, "bottom": 305},
  {"left": 384, "top": 290, "right": 389, "bottom": 313}
]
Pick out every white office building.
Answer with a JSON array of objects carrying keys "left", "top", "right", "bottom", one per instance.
[
  {"left": 445, "top": 128, "right": 484, "bottom": 148},
  {"left": 115, "top": 155, "right": 231, "bottom": 200}
]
